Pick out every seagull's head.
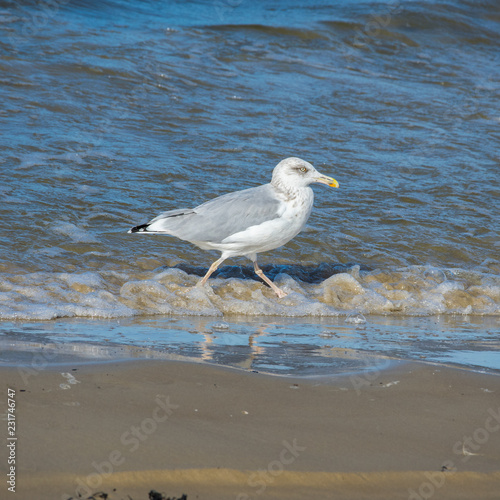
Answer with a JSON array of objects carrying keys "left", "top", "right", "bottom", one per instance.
[{"left": 271, "top": 157, "right": 339, "bottom": 190}]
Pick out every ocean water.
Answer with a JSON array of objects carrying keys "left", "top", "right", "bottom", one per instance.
[{"left": 0, "top": 0, "right": 499, "bottom": 372}]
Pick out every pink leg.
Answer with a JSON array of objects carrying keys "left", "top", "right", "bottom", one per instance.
[
  {"left": 198, "top": 257, "right": 226, "bottom": 286},
  {"left": 253, "top": 261, "right": 287, "bottom": 298}
]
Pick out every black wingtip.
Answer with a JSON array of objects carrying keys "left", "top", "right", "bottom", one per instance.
[{"left": 128, "top": 223, "right": 149, "bottom": 233}]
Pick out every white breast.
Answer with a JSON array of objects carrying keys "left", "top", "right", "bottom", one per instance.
[{"left": 212, "top": 187, "right": 314, "bottom": 257}]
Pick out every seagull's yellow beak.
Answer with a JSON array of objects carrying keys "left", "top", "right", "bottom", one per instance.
[{"left": 315, "top": 175, "right": 339, "bottom": 188}]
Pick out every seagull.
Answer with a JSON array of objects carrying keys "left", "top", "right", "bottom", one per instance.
[{"left": 128, "top": 157, "right": 339, "bottom": 298}]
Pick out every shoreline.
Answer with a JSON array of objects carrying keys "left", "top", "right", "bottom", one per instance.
[
  {"left": 1, "top": 358, "right": 499, "bottom": 499},
  {"left": 3, "top": 335, "right": 500, "bottom": 380},
  {"left": 1, "top": 313, "right": 499, "bottom": 376}
]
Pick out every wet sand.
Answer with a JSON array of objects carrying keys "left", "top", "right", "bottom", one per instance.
[{"left": 2, "top": 359, "right": 500, "bottom": 499}]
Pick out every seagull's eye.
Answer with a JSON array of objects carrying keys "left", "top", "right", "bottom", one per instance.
[{"left": 300, "top": 166, "right": 307, "bottom": 173}]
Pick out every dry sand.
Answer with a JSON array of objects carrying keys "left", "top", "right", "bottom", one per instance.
[{"left": 1, "top": 358, "right": 499, "bottom": 500}]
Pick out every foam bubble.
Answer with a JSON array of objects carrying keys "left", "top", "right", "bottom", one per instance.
[
  {"left": 345, "top": 313, "right": 367, "bottom": 324},
  {"left": 423, "top": 267, "right": 447, "bottom": 283},
  {"left": 211, "top": 321, "right": 230, "bottom": 331}
]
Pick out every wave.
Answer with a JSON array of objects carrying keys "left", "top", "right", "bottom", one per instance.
[{"left": 0, "top": 264, "right": 498, "bottom": 320}]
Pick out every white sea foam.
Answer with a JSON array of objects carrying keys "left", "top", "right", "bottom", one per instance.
[{"left": 0, "top": 265, "right": 498, "bottom": 320}]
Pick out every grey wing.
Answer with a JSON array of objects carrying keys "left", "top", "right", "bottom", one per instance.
[
  {"left": 144, "top": 184, "right": 283, "bottom": 243},
  {"left": 150, "top": 208, "right": 196, "bottom": 221}
]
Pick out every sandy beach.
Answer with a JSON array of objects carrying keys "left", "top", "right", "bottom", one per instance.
[{"left": 1, "top": 358, "right": 499, "bottom": 500}]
